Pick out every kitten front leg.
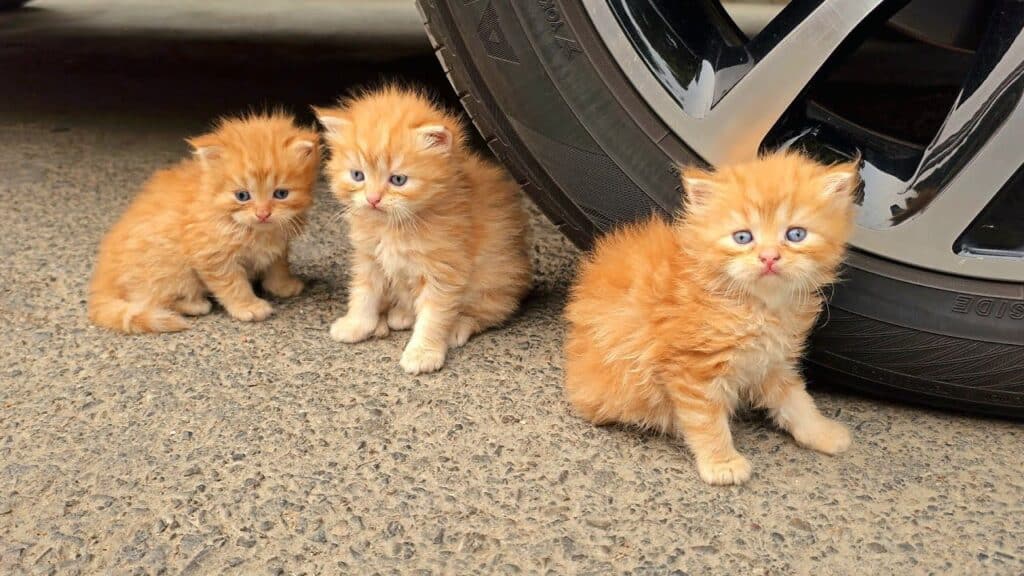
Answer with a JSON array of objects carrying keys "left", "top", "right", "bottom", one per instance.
[
  {"left": 199, "top": 265, "right": 273, "bottom": 322},
  {"left": 330, "top": 251, "right": 387, "bottom": 343},
  {"left": 400, "top": 288, "right": 460, "bottom": 375},
  {"left": 761, "top": 368, "right": 851, "bottom": 455},
  {"left": 262, "top": 255, "right": 304, "bottom": 298},
  {"left": 670, "top": 382, "right": 751, "bottom": 485}
]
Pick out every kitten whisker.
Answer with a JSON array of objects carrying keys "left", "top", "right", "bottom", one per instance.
[
  {"left": 816, "top": 285, "right": 832, "bottom": 327},
  {"left": 388, "top": 205, "right": 422, "bottom": 235},
  {"left": 329, "top": 209, "right": 350, "bottom": 226},
  {"left": 282, "top": 216, "right": 305, "bottom": 241}
]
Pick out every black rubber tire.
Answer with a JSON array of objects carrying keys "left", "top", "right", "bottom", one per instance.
[{"left": 415, "top": 0, "right": 1024, "bottom": 418}]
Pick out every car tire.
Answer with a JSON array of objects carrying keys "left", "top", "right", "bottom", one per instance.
[{"left": 415, "top": 0, "right": 1024, "bottom": 418}]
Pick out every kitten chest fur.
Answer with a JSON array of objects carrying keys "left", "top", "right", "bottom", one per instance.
[
  {"left": 712, "top": 303, "right": 812, "bottom": 409},
  {"left": 240, "top": 236, "right": 286, "bottom": 274},
  {"left": 201, "top": 228, "right": 289, "bottom": 277},
  {"left": 372, "top": 231, "right": 429, "bottom": 298}
]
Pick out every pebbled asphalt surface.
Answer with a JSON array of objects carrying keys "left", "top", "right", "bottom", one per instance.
[{"left": 2, "top": 17, "right": 1023, "bottom": 576}]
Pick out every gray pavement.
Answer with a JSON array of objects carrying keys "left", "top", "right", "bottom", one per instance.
[{"left": 1, "top": 4, "right": 1023, "bottom": 575}]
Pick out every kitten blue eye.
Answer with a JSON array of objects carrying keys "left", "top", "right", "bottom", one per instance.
[
  {"left": 273, "top": 189, "right": 289, "bottom": 200},
  {"left": 732, "top": 230, "right": 754, "bottom": 245},
  {"left": 351, "top": 170, "right": 365, "bottom": 182},
  {"left": 235, "top": 190, "right": 251, "bottom": 202},
  {"left": 389, "top": 174, "right": 408, "bottom": 187},
  {"left": 786, "top": 227, "right": 807, "bottom": 242}
]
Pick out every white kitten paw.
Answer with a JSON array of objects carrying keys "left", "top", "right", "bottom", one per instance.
[
  {"left": 386, "top": 307, "right": 415, "bottom": 331},
  {"left": 400, "top": 344, "right": 446, "bottom": 375},
  {"left": 446, "top": 316, "right": 477, "bottom": 348},
  {"left": 227, "top": 298, "right": 274, "bottom": 322},
  {"left": 263, "top": 275, "right": 304, "bottom": 299},
  {"left": 696, "top": 454, "right": 752, "bottom": 486},
  {"left": 329, "top": 314, "right": 379, "bottom": 343},
  {"left": 794, "top": 419, "right": 851, "bottom": 455}
]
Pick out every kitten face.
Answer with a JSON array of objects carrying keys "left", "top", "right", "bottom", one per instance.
[
  {"left": 189, "top": 114, "right": 319, "bottom": 230},
  {"left": 315, "top": 88, "right": 464, "bottom": 220},
  {"left": 324, "top": 130, "right": 452, "bottom": 217},
  {"left": 681, "top": 153, "right": 859, "bottom": 300}
]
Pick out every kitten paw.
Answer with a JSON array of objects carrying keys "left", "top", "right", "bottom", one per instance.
[
  {"left": 176, "top": 297, "right": 212, "bottom": 316},
  {"left": 227, "top": 298, "right": 274, "bottom": 322},
  {"left": 386, "top": 307, "right": 415, "bottom": 331},
  {"left": 329, "top": 314, "right": 379, "bottom": 343},
  {"left": 447, "top": 317, "right": 477, "bottom": 348},
  {"left": 400, "top": 344, "right": 446, "bottom": 375},
  {"left": 794, "top": 419, "right": 851, "bottom": 455},
  {"left": 263, "top": 275, "right": 305, "bottom": 298},
  {"left": 696, "top": 454, "right": 752, "bottom": 486}
]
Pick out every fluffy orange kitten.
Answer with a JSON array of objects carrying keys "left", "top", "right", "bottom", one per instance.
[
  {"left": 315, "top": 87, "right": 531, "bottom": 374},
  {"left": 564, "top": 152, "right": 860, "bottom": 485},
  {"left": 89, "top": 113, "right": 319, "bottom": 333}
]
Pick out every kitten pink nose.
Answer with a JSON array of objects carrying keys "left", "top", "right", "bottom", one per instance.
[
  {"left": 761, "top": 249, "right": 782, "bottom": 268},
  {"left": 256, "top": 209, "right": 272, "bottom": 222},
  {"left": 366, "top": 193, "right": 382, "bottom": 208}
]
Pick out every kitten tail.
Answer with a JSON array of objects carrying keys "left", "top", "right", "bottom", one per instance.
[{"left": 88, "top": 294, "right": 188, "bottom": 334}]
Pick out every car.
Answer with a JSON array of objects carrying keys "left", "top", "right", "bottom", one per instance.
[{"left": 416, "top": 0, "right": 1024, "bottom": 417}]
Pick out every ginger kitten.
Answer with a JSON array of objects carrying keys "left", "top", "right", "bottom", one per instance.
[
  {"left": 315, "top": 87, "right": 531, "bottom": 374},
  {"left": 89, "top": 113, "right": 319, "bottom": 333},
  {"left": 564, "top": 152, "right": 860, "bottom": 485}
]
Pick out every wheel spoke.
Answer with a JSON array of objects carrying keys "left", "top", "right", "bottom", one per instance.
[
  {"left": 744, "top": 0, "right": 836, "bottom": 58},
  {"left": 854, "top": 105, "right": 1024, "bottom": 280},
  {"left": 900, "top": 28, "right": 1024, "bottom": 237},
  {"left": 852, "top": 8, "right": 1024, "bottom": 281},
  {"left": 910, "top": 105, "right": 1023, "bottom": 242},
  {"left": 706, "top": 0, "right": 891, "bottom": 163}
]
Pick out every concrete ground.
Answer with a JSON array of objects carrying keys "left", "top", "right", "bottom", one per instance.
[{"left": 1, "top": 2, "right": 1023, "bottom": 575}]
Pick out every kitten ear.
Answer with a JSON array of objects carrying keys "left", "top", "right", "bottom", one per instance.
[
  {"left": 415, "top": 125, "right": 453, "bottom": 154},
  {"left": 680, "top": 165, "right": 717, "bottom": 206},
  {"left": 820, "top": 159, "right": 861, "bottom": 197},
  {"left": 289, "top": 137, "right": 318, "bottom": 160},
  {"left": 312, "top": 106, "right": 351, "bottom": 135},
  {"left": 187, "top": 135, "right": 222, "bottom": 163}
]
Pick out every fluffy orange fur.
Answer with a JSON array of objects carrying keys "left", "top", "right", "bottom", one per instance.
[
  {"left": 89, "top": 113, "right": 319, "bottom": 333},
  {"left": 315, "top": 87, "right": 531, "bottom": 374},
  {"left": 564, "top": 152, "right": 860, "bottom": 485}
]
